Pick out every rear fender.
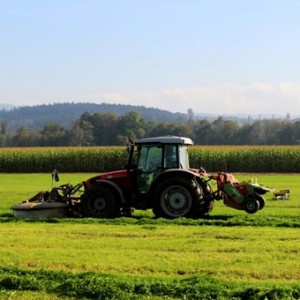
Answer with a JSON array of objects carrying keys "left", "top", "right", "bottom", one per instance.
[
  {"left": 149, "top": 169, "right": 200, "bottom": 199},
  {"left": 87, "top": 180, "right": 126, "bottom": 204}
]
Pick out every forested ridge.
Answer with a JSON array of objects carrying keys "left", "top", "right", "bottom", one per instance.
[
  {"left": 1, "top": 104, "right": 300, "bottom": 146},
  {"left": 0, "top": 102, "right": 187, "bottom": 130}
]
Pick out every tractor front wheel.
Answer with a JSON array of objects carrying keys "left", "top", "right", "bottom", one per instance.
[{"left": 81, "top": 185, "right": 121, "bottom": 218}]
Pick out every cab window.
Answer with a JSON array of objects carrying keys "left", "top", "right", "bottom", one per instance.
[
  {"left": 164, "top": 145, "right": 178, "bottom": 168},
  {"left": 138, "top": 145, "right": 163, "bottom": 172}
]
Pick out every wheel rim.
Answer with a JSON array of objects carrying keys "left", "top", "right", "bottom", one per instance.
[
  {"left": 244, "top": 199, "right": 260, "bottom": 213},
  {"left": 246, "top": 201, "right": 255, "bottom": 211},
  {"left": 160, "top": 185, "right": 192, "bottom": 217},
  {"left": 90, "top": 196, "right": 107, "bottom": 214}
]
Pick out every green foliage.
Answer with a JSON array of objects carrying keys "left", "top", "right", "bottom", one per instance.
[
  {"left": 0, "top": 147, "right": 128, "bottom": 172},
  {"left": 0, "top": 103, "right": 187, "bottom": 132},
  {"left": 0, "top": 267, "right": 299, "bottom": 299},
  {"left": 189, "top": 146, "right": 300, "bottom": 172},
  {"left": 3, "top": 104, "right": 300, "bottom": 147},
  {"left": 2, "top": 146, "right": 300, "bottom": 172}
]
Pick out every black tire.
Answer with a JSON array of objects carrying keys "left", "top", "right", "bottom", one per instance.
[
  {"left": 153, "top": 177, "right": 202, "bottom": 218},
  {"left": 243, "top": 198, "right": 260, "bottom": 214},
  {"left": 255, "top": 194, "right": 265, "bottom": 210},
  {"left": 192, "top": 200, "right": 214, "bottom": 218},
  {"left": 81, "top": 185, "right": 121, "bottom": 218},
  {"left": 191, "top": 181, "right": 214, "bottom": 218}
]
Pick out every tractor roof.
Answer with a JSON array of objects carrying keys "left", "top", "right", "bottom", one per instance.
[{"left": 135, "top": 136, "right": 194, "bottom": 145}]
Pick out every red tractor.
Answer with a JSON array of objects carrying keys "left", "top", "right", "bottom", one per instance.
[
  {"left": 13, "top": 136, "right": 271, "bottom": 218},
  {"left": 78, "top": 136, "right": 214, "bottom": 218}
]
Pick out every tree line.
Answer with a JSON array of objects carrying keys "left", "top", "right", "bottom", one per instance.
[{"left": 1, "top": 111, "right": 300, "bottom": 146}]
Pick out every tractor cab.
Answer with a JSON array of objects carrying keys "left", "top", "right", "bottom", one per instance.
[
  {"left": 128, "top": 136, "right": 193, "bottom": 170},
  {"left": 128, "top": 136, "right": 194, "bottom": 195}
]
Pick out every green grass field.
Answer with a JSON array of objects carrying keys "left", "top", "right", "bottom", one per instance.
[
  {"left": 0, "top": 173, "right": 299, "bottom": 299},
  {"left": 1, "top": 172, "right": 299, "bottom": 217}
]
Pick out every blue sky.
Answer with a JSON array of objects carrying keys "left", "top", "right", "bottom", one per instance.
[{"left": 1, "top": 1, "right": 300, "bottom": 115}]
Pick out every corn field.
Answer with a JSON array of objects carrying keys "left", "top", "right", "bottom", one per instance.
[
  {"left": 189, "top": 146, "right": 300, "bottom": 173},
  {"left": 1, "top": 146, "right": 300, "bottom": 173},
  {"left": 0, "top": 147, "right": 128, "bottom": 173}
]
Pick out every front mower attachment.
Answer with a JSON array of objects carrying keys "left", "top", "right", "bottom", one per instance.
[{"left": 12, "top": 172, "right": 85, "bottom": 218}]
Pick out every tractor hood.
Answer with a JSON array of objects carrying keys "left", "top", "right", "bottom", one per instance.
[
  {"left": 99, "top": 170, "right": 129, "bottom": 180},
  {"left": 84, "top": 170, "right": 132, "bottom": 190}
]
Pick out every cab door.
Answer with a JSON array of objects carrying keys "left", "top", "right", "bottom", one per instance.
[{"left": 136, "top": 144, "right": 163, "bottom": 193}]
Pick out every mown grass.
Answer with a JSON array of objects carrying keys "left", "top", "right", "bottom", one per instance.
[
  {"left": 1, "top": 267, "right": 299, "bottom": 300},
  {"left": 0, "top": 223, "right": 299, "bottom": 299},
  {"left": 0, "top": 173, "right": 299, "bottom": 299},
  {"left": 0, "top": 222, "right": 299, "bottom": 283}
]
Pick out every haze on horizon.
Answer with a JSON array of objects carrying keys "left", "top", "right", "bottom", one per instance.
[{"left": 1, "top": 1, "right": 300, "bottom": 116}]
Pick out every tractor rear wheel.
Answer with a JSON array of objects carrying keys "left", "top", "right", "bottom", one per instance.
[
  {"left": 81, "top": 185, "right": 121, "bottom": 218},
  {"left": 153, "top": 177, "right": 202, "bottom": 218},
  {"left": 244, "top": 197, "right": 260, "bottom": 214},
  {"left": 192, "top": 200, "right": 214, "bottom": 218}
]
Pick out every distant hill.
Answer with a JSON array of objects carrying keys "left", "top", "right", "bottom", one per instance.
[{"left": 0, "top": 102, "right": 188, "bottom": 130}]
